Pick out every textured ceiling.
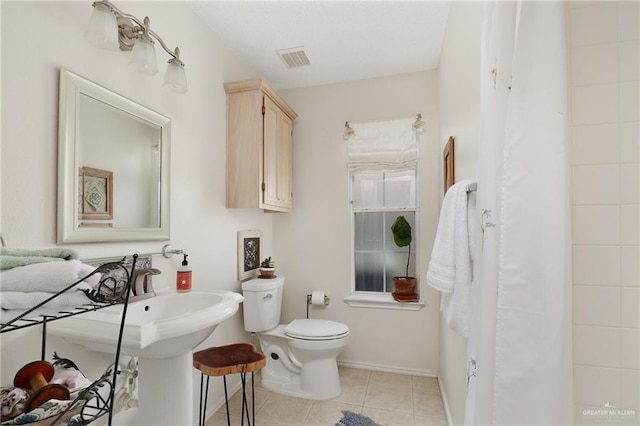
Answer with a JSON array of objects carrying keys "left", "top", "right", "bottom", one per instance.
[{"left": 188, "top": 1, "right": 451, "bottom": 90}]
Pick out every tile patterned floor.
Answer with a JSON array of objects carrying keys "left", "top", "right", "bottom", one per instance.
[{"left": 205, "top": 367, "right": 448, "bottom": 426}]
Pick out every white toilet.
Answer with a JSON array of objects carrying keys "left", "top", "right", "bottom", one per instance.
[{"left": 241, "top": 276, "right": 349, "bottom": 400}]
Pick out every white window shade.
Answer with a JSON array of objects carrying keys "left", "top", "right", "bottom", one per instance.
[{"left": 346, "top": 118, "right": 418, "bottom": 171}]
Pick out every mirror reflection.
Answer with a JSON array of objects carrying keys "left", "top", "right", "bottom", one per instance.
[
  {"left": 58, "top": 69, "right": 170, "bottom": 243},
  {"left": 79, "top": 95, "right": 162, "bottom": 229}
]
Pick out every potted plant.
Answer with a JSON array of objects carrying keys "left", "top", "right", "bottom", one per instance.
[
  {"left": 259, "top": 257, "right": 275, "bottom": 278},
  {"left": 390, "top": 215, "right": 417, "bottom": 301}
]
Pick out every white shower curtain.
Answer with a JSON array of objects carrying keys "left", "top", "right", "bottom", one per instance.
[{"left": 465, "top": 2, "right": 573, "bottom": 424}]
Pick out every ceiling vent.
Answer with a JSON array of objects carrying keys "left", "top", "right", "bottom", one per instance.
[{"left": 276, "top": 46, "right": 311, "bottom": 69}]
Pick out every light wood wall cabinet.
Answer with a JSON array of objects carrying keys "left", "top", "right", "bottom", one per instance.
[{"left": 224, "top": 78, "right": 298, "bottom": 213}]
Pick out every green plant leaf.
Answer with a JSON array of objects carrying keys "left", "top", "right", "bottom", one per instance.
[{"left": 391, "top": 216, "right": 412, "bottom": 247}]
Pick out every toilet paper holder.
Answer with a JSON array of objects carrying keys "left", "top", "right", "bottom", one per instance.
[
  {"left": 306, "top": 292, "right": 330, "bottom": 319},
  {"left": 306, "top": 292, "right": 330, "bottom": 306}
]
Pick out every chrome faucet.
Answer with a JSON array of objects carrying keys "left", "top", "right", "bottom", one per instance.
[{"left": 130, "top": 268, "right": 161, "bottom": 301}]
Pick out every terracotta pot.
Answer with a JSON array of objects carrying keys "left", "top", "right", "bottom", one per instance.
[
  {"left": 259, "top": 267, "right": 275, "bottom": 278},
  {"left": 392, "top": 276, "right": 417, "bottom": 294}
]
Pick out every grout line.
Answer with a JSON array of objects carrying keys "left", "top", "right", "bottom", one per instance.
[
  {"left": 301, "top": 399, "right": 314, "bottom": 426},
  {"left": 573, "top": 360, "right": 640, "bottom": 372},
  {"left": 573, "top": 283, "right": 625, "bottom": 288},
  {"left": 614, "top": 1, "right": 625, "bottom": 408},
  {"left": 362, "top": 372, "right": 372, "bottom": 411},
  {"left": 573, "top": 243, "right": 640, "bottom": 247},
  {"left": 574, "top": 323, "right": 637, "bottom": 331},
  {"left": 571, "top": 119, "right": 640, "bottom": 127},
  {"left": 411, "top": 379, "right": 416, "bottom": 420},
  {"left": 572, "top": 283, "right": 637, "bottom": 288},
  {"left": 571, "top": 202, "right": 640, "bottom": 207}
]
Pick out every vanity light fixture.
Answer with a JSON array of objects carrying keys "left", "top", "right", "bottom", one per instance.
[{"left": 84, "top": 0, "right": 188, "bottom": 93}]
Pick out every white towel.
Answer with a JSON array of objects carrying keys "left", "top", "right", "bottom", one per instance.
[
  {"left": 0, "top": 247, "right": 79, "bottom": 270},
  {"left": 427, "top": 180, "right": 475, "bottom": 337},
  {"left": 0, "top": 260, "right": 100, "bottom": 293},
  {"left": 427, "top": 186, "right": 460, "bottom": 292}
]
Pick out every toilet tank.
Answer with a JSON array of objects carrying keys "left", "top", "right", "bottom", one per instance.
[{"left": 241, "top": 276, "right": 284, "bottom": 332}]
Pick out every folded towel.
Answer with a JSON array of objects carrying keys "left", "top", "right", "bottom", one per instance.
[
  {"left": 1, "top": 291, "right": 91, "bottom": 311},
  {"left": 0, "top": 260, "right": 99, "bottom": 293},
  {"left": 427, "top": 180, "right": 475, "bottom": 337},
  {"left": 0, "top": 248, "right": 78, "bottom": 271}
]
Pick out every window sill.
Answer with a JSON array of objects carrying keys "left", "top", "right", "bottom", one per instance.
[{"left": 344, "top": 293, "right": 425, "bottom": 311}]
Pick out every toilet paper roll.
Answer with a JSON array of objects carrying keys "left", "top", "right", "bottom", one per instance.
[{"left": 310, "top": 291, "right": 326, "bottom": 306}]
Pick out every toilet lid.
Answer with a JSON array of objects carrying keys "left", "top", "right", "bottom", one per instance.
[{"left": 284, "top": 319, "right": 349, "bottom": 340}]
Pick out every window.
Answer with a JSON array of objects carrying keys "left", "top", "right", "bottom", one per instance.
[
  {"left": 351, "top": 169, "right": 417, "bottom": 293},
  {"left": 343, "top": 116, "right": 423, "bottom": 309}
]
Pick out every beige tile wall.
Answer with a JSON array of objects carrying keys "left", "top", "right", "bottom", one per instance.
[{"left": 568, "top": 1, "right": 639, "bottom": 423}]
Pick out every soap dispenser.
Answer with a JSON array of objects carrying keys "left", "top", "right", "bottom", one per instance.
[{"left": 176, "top": 254, "right": 192, "bottom": 293}]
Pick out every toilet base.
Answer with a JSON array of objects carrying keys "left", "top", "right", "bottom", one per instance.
[
  {"left": 261, "top": 359, "right": 342, "bottom": 400},
  {"left": 256, "top": 326, "right": 346, "bottom": 400}
]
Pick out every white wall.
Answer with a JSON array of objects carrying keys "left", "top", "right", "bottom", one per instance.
[
  {"left": 567, "top": 2, "right": 640, "bottom": 422},
  {"left": 438, "top": 2, "right": 482, "bottom": 184},
  {"left": 1, "top": 2, "right": 270, "bottom": 423},
  {"left": 274, "top": 71, "right": 442, "bottom": 375},
  {"left": 436, "top": 2, "right": 483, "bottom": 424}
]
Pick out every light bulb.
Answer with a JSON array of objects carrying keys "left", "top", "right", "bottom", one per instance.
[
  {"left": 84, "top": 2, "right": 119, "bottom": 50},
  {"left": 163, "top": 59, "right": 188, "bottom": 93},
  {"left": 163, "top": 47, "right": 187, "bottom": 93},
  {"left": 129, "top": 35, "right": 158, "bottom": 76}
]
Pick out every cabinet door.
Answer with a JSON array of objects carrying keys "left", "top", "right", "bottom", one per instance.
[
  {"left": 276, "top": 110, "right": 293, "bottom": 209},
  {"left": 263, "top": 96, "right": 280, "bottom": 207},
  {"left": 263, "top": 96, "right": 293, "bottom": 210}
]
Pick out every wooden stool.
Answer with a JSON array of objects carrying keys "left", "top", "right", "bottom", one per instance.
[{"left": 193, "top": 343, "right": 266, "bottom": 426}]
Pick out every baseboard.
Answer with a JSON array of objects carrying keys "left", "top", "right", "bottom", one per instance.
[
  {"left": 437, "top": 378, "right": 454, "bottom": 426},
  {"left": 337, "top": 359, "right": 438, "bottom": 378}
]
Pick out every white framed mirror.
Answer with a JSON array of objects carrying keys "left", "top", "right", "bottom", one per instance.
[{"left": 57, "top": 69, "right": 170, "bottom": 243}]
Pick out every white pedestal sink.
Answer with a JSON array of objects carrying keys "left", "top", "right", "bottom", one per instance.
[{"left": 47, "top": 288, "right": 243, "bottom": 425}]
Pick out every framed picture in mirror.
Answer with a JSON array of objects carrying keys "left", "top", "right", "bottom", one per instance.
[{"left": 80, "top": 166, "right": 113, "bottom": 220}]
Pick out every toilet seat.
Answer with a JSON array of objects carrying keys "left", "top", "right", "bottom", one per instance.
[{"left": 284, "top": 319, "right": 349, "bottom": 341}]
